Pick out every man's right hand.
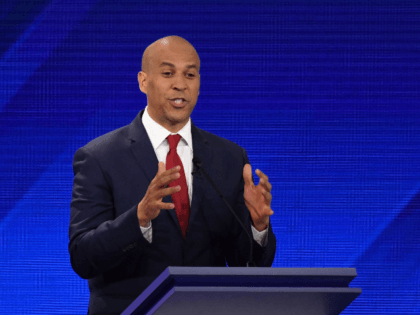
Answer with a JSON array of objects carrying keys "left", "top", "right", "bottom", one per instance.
[{"left": 137, "top": 162, "right": 181, "bottom": 227}]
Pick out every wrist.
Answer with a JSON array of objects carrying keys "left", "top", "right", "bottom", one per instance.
[
  {"left": 254, "top": 223, "right": 268, "bottom": 232},
  {"left": 139, "top": 219, "right": 150, "bottom": 227},
  {"left": 253, "top": 218, "right": 269, "bottom": 232},
  {"left": 137, "top": 203, "right": 150, "bottom": 227}
]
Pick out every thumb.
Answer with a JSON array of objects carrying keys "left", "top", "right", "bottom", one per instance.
[
  {"left": 243, "top": 164, "right": 254, "bottom": 187},
  {"left": 157, "top": 161, "right": 166, "bottom": 175}
]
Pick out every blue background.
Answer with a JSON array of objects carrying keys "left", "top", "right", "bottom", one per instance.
[{"left": 1, "top": 0, "right": 419, "bottom": 313}]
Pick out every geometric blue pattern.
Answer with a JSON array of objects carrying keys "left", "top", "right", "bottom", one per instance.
[{"left": 1, "top": 1, "right": 419, "bottom": 313}]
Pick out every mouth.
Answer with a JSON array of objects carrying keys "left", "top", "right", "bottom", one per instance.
[{"left": 168, "top": 98, "right": 188, "bottom": 108}]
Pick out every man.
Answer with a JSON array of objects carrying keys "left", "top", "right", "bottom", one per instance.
[{"left": 69, "top": 36, "right": 276, "bottom": 314}]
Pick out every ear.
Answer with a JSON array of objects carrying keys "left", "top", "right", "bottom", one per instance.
[
  {"left": 198, "top": 74, "right": 200, "bottom": 96},
  {"left": 138, "top": 71, "right": 147, "bottom": 94}
]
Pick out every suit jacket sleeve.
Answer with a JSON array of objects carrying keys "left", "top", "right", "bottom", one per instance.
[
  {"left": 69, "top": 147, "right": 149, "bottom": 279},
  {"left": 225, "top": 148, "right": 276, "bottom": 267}
]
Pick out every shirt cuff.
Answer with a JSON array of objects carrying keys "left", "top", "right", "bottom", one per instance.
[
  {"left": 251, "top": 224, "right": 268, "bottom": 247},
  {"left": 140, "top": 221, "right": 152, "bottom": 243}
]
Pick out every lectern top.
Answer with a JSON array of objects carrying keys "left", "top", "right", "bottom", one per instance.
[
  {"left": 122, "top": 267, "right": 361, "bottom": 315},
  {"left": 162, "top": 267, "right": 358, "bottom": 288},
  {"left": 168, "top": 266, "right": 357, "bottom": 277}
]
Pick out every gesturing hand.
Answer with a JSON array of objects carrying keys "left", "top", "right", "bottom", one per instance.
[
  {"left": 137, "top": 162, "right": 181, "bottom": 227},
  {"left": 243, "top": 164, "right": 274, "bottom": 232}
]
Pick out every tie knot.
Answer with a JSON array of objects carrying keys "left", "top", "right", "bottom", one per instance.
[{"left": 167, "top": 134, "right": 182, "bottom": 150}]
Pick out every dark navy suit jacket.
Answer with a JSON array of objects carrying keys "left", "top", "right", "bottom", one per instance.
[{"left": 69, "top": 110, "right": 276, "bottom": 314}]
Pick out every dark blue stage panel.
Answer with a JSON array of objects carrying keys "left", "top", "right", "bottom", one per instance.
[{"left": 0, "top": 1, "right": 419, "bottom": 314}]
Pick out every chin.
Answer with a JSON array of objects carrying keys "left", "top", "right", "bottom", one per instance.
[
  {"left": 171, "top": 106, "right": 193, "bottom": 117},
  {"left": 169, "top": 114, "right": 189, "bottom": 125}
]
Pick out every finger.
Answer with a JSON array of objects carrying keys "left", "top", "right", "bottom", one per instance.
[
  {"left": 157, "top": 171, "right": 181, "bottom": 188},
  {"left": 256, "top": 169, "right": 269, "bottom": 183},
  {"left": 155, "top": 166, "right": 181, "bottom": 187},
  {"left": 157, "top": 161, "right": 166, "bottom": 175},
  {"left": 263, "top": 206, "right": 274, "bottom": 216},
  {"left": 157, "top": 201, "right": 175, "bottom": 210},
  {"left": 243, "top": 164, "right": 254, "bottom": 187},
  {"left": 158, "top": 185, "right": 181, "bottom": 198},
  {"left": 261, "top": 189, "right": 272, "bottom": 203},
  {"left": 256, "top": 169, "right": 271, "bottom": 192},
  {"left": 165, "top": 165, "right": 181, "bottom": 174},
  {"left": 156, "top": 162, "right": 180, "bottom": 178},
  {"left": 258, "top": 178, "right": 272, "bottom": 193},
  {"left": 158, "top": 164, "right": 181, "bottom": 178}
]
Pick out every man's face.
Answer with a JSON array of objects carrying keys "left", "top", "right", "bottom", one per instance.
[{"left": 138, "top": 40, "right": 200, "bottom": 133}]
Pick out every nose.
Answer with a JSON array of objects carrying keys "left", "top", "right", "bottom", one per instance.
[{"left": 172, "top": 74, "right": 187, "bottom": 91}]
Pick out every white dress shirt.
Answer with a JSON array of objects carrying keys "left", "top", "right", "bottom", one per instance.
[{"left": 140, "top": 106, "right": 268, "bottom": 246}]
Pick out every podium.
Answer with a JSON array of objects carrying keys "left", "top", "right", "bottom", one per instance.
[{"left": 122, "top": 267, "right": 361, "bottom": 315}]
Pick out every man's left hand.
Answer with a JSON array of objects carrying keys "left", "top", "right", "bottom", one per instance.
[{"left": 243, "top": 164, "right": 274, "bottom": 232}]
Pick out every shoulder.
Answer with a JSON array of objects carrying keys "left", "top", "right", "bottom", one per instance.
[
  {"left": 77, "top": 110, "right": 145, "bottom": 158},
  {"left": 202, "top": 128, "right": 242, "bottom": 147},
  {"left": 77, "top": 124, "right": 131, "bottom": 158},
  {"left": 194, "top": 126, "right": 248, "bottom": 162}
]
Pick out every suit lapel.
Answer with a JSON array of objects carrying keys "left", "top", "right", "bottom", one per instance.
[
  {"left": 188, "top": 122, "right": 212, "bottom": 236},
  {"left": 128, "top": 110, "right": 159, "bottom": 182}
]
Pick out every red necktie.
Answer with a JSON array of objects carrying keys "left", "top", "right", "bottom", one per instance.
[{"left": 166, "top": 134, "right": 190, "bottom": 239}]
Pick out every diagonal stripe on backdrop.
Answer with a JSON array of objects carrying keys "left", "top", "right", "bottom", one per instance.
[{"left": 0, "top": 0, "right": 98, "bottom": 112}]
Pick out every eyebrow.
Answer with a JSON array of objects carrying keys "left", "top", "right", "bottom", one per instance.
[{"left": 160, "top": 62, "right": 199, "bottom": 70}]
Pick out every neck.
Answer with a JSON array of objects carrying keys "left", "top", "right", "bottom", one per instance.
[{"left": 146, "top": 107, "right": 189, "bottom": 134}]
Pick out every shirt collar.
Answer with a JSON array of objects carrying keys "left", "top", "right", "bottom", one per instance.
[{"left": 142, "top": 106, "right": 193, "bottom": 150}]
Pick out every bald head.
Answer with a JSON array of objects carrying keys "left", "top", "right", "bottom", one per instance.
[
  {"left": 137, "top": 35, "right": 201, "bottom": 133},
  {"left": 141, "top": 36, "right": 200, "bottom": 73}
]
